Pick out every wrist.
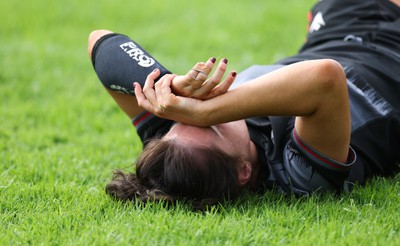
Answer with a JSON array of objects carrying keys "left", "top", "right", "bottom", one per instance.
[
  {"left": 196, "top": 98, "right": 219, "bottom": 126},
  {"left": 199, "top": 89, "right": 244, "bottom": 125}
]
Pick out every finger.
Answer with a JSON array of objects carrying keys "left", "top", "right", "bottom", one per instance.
[
  {"left": 186, "top": 58, "right": 216, "bottom": 88},
  {"left": 202, "top": 57, "right": 217, "bottom": 76},
  {"left": 143, "top": 68, "right": 160, "bottom": 91},
  {"left": 161, "top": 74, "right": 175, "bottom": 98},
  {"left": 197, "top": 58, "right": 229, "bottom": 94},
  {"left": 155, "top": 77, "right": 164, "bottom": 108},
  {"left": 142, "top": 69, "right": 162, "bottom": 108},
  {"left": 190, "top": 58, "right": 216, "bottom": 78},
  {"left": 192, "top": 68, "right": 208, "bottom": 81},
  {"left": 134, "top": 82, "right": 154, "bottom": 112},
  {"left": 156, "top": 74, "right": 176, "bottom": 110},
  {"left": 160, "top": 75, "right": 174, "bottom": 108},
  {"left": 186, "top": 64, "right": 206, "bottom": 89},
  {"left": 154, "top": 72, "right": 165, "bottom": 96},
  {"left": 205, "top": 71, "right": 237, "bottom": 99}
]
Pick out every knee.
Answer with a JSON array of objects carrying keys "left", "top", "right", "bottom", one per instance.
[{"left": 87, "top": 29, "right": 113, "bottom": 58}]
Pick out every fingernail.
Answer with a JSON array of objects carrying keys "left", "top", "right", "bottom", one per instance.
[
  {"left": 153, "top": 68, "right": 159, "bottom": 73},
  {"left": 222, "top": 58, "right": 228, "bottom": 64},
  {"left": 210, "top": 57, "right": 216, "bottom": 63},
  {"left": 232, "top": 72, "right": 237, "bottom": 77}
]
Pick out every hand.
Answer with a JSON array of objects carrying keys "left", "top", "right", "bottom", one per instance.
[
  {"left": 171, "top": 58, "right": 237, "bottom": 100},
  {"left": 134, "top": 69, "right": 210, "bottom": 126}
]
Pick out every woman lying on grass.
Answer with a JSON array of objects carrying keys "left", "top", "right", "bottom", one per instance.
[{"left": 89, "top": 0, "right": 400, "bottom": 209}]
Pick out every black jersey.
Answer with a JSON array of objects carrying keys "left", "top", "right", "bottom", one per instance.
[
  {"left": 236, "top": 0, "right": 400, "bottom": 193},
  {"left": 277, "top": 0, "right": 400, "bottom": 179},
  {"left": 302, "top": 0, "right": 400, "bottom": 55},
  {"left": 279, "top": 0, "right": 400, "bottom": 109}
]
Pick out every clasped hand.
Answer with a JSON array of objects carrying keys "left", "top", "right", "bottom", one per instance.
[{"left": 134, "top": 57, "right": 236, "bottom": 125}]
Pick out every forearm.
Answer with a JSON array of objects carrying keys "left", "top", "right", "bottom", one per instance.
[
  {"left": 201, "top": 59, "right": 351, "bottom": 162},
  {"left": 135, "top": 59, "right": 351, "bottom": 162},
  {"left": 203, "top": 60, "right": 334, "bottom": 121}
]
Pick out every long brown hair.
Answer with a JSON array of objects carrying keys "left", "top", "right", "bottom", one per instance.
[{"left": 105, "top": 138, "right": 242, "bottom": 209}]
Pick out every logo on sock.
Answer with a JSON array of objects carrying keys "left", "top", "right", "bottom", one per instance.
[{"left": 120, "top": 42, "right": 155, "bottom": 67}]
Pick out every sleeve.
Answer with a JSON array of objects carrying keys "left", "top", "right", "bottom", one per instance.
[
  {"left": 282, "top": 129, "right": 357, "bottom": 194},
  {"left": 132, "top": 112, "right": 174, "bottom": 145}
]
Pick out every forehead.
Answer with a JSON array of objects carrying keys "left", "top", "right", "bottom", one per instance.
[
  {"left": 163, "top": 120, "right": 251, "bottom": 160},
  {"left": 164, "top": 124, "right": 222, "bottom": 147}
]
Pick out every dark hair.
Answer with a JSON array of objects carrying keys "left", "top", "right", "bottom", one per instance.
[{"left": 105, "top": 138, "right": 242, "bottom": 209}]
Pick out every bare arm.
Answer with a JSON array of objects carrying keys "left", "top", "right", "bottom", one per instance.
[{"left": 135, "top": 59, "right": 351, "bottom": 162}]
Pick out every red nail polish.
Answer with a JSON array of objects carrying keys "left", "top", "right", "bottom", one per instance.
[
  {"left": 222, "top": 58, "right": 228, "bottom": 64},
  {"left": 232, "top": 72, "right": 237, "bottom": 77},
  {"left": 210, "top": 57, "right": 216, "bottom": 63}
]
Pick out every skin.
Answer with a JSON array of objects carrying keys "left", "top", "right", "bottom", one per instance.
[
  {"left": 87, "top": 30, "right": 237, "bottom": 119},
  {"left": 88, "top": 30, "right": 351, "bottom": 186},
  {"left": 136, "top": 60, "right": 351, "bottom": 163},
  {"left": 87, "top": 29, "right": 254, "bottom": 181},
  {"left": 391, "top": 0, "right": 400, "bottom": 6},
  {"left": 163, "top": 121, "right": 259, "bottom": 185}
]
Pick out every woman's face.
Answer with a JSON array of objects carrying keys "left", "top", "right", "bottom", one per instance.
[{"left": 162, "top": 120, "right": 252, "bottom": 160}]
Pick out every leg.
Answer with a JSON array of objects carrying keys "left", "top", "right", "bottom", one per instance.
[
  {"left": 88, "top": 30, "right": 143, "bottom": 119},
  {"left": 105, "top": 88, "right": 144, "bottom": 120},
  {"left": 88, "top": 30, "right": 171, "bottom": 119}
]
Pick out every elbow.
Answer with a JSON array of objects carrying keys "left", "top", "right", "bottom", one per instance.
[
  {"left": 314, "top": 59, "right": 347, "bottom": 92},
  {"left": 314, "top": 59, "right": 350, "bottom": 118}
]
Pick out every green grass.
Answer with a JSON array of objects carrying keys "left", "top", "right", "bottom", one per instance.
[{"left": 1, "top": 0, "right": 400, "bottom": 245}]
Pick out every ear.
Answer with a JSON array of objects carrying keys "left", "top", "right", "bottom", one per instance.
[{"left": 237, "top": 161, "right": 252, "bottom": 185}]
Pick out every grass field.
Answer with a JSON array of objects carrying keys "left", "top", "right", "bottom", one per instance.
[{"left": 1, "top": 0, "right": 400, "bottom": 245}]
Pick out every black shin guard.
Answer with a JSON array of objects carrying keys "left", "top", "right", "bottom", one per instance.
[{"left": 91, "top": 33, "right": 171, "bottom": 95}]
